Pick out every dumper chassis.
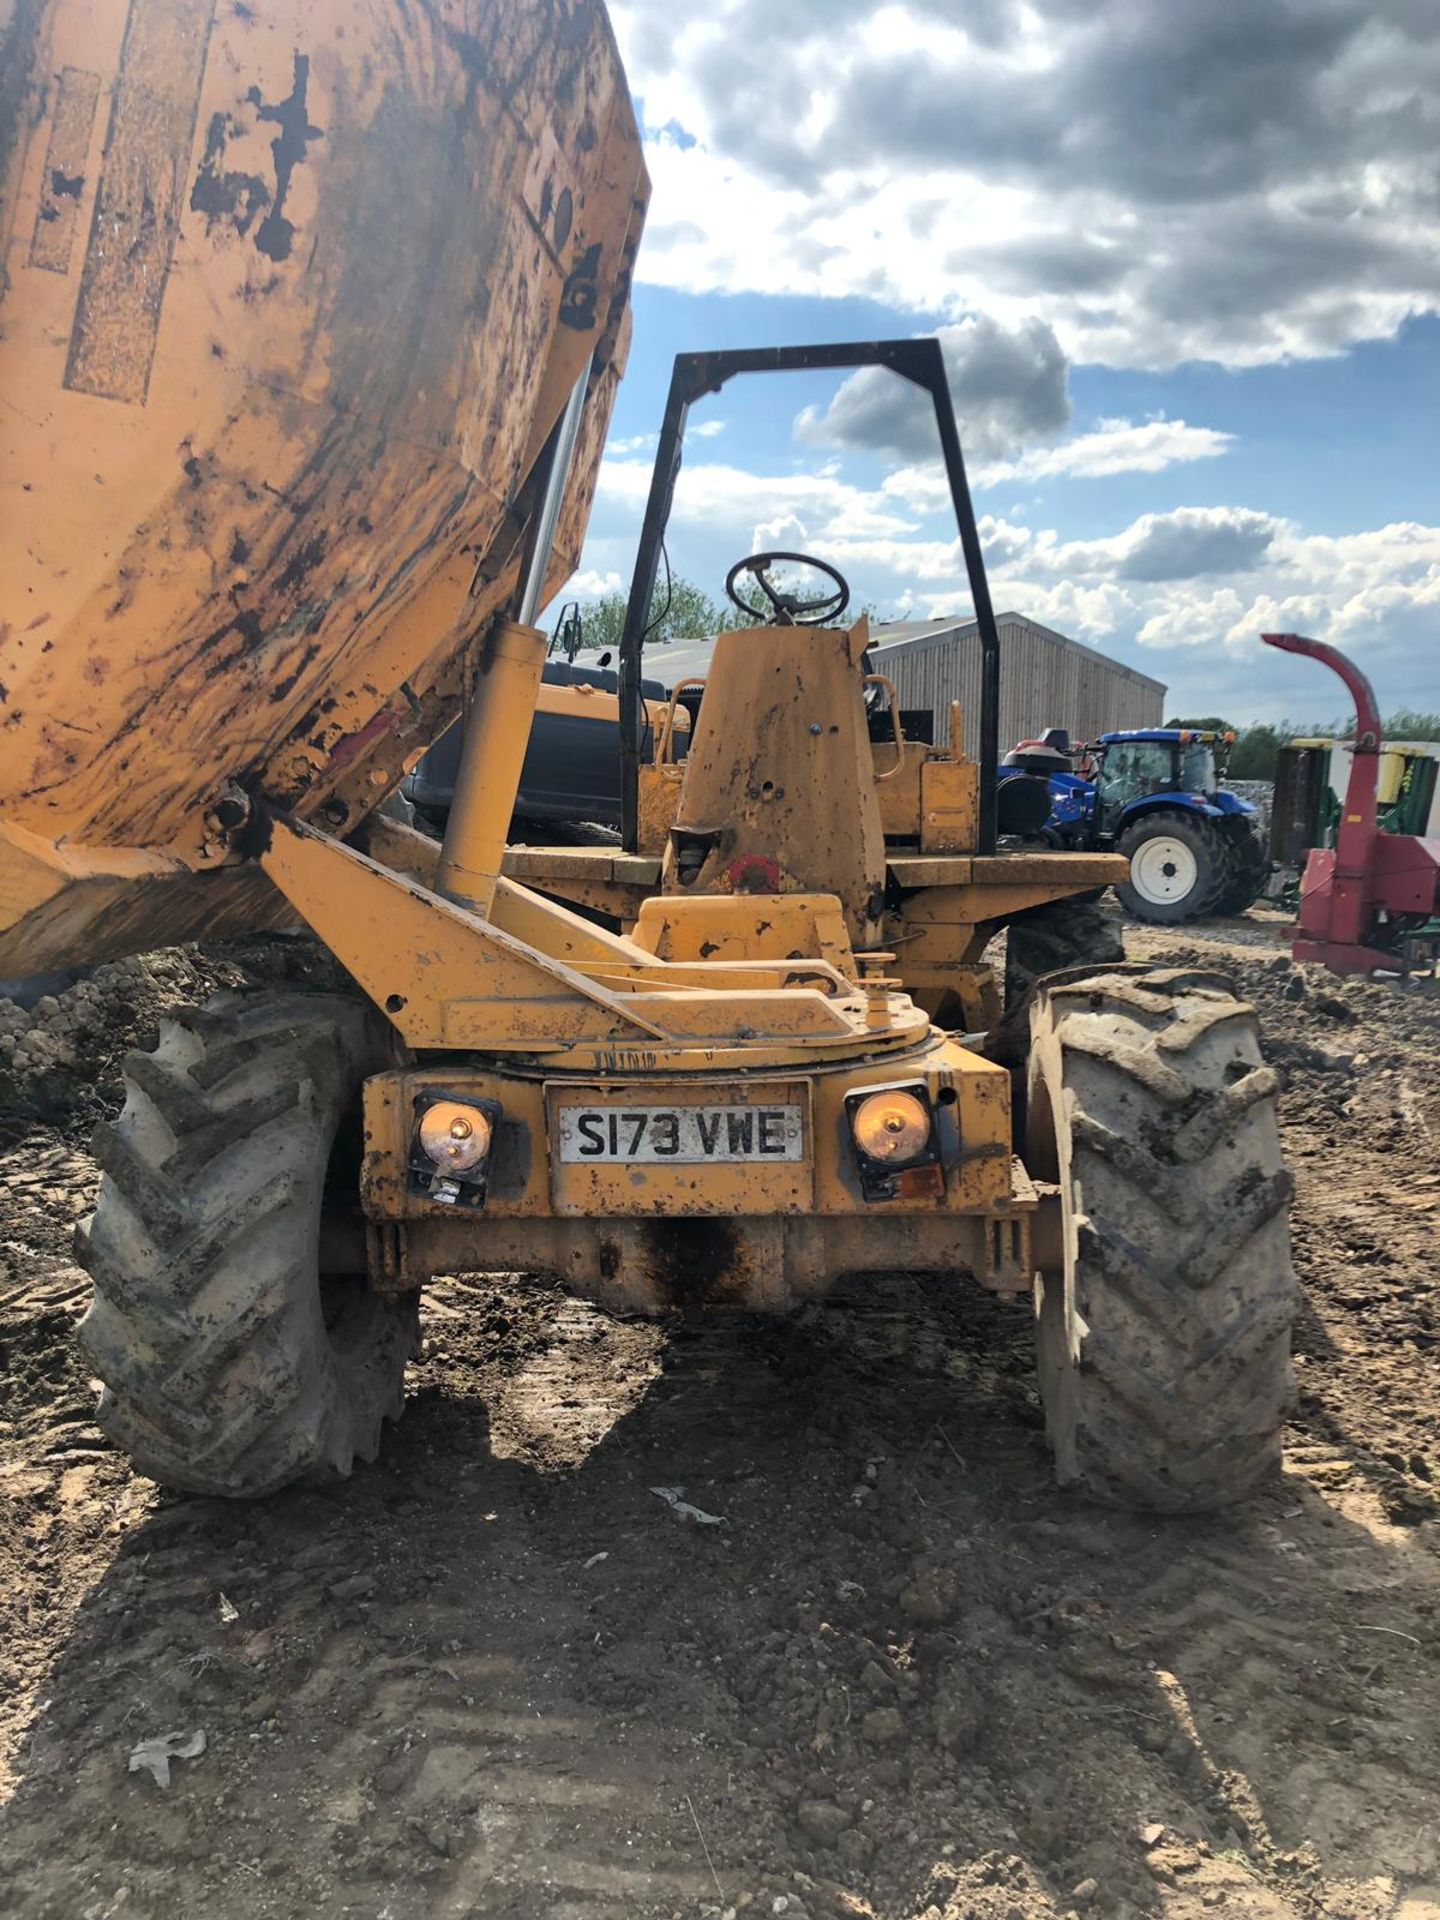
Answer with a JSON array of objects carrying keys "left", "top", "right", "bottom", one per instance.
[{"left": 0, "top": 1, "right": 1296, "bottom": 1511}]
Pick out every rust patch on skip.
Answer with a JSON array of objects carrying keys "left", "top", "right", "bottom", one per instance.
[
  {"left": 248, "top": 52, "right": 322, "bottom": 263},
  {"left": 65, "top": 0, "right": 218, "bottom": 405},
  {"left": 28, "top": 66, "right": 101, "bottom": 273},
  {"left": 189, "top": 50, "right": 321, "bottom": 261},
  {"left": 189, "top": 106, "right": 269, "bottom": 241}
]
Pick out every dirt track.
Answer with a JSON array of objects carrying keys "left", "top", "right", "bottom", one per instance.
[{"left": 3, "top": 919, "right": 1440, "bottom": 1920}]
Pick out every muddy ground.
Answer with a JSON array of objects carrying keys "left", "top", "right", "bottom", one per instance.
[{"left": 2, "top": 915, "right": 1439, "bottom": 1920}]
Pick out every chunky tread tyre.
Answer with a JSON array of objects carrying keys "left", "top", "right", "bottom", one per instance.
[
  {"left": 1027, "top": 966, "right": 1298, "bottom": 1512},
  {"left": 76, "top": 992, "right": 417, "bottom": 1497},
  {"left": 1114, "top": 809, "right": 1227, "bottom": 924},
  {"left": 1213, "top": 829, "right": 1268, "bottom": 916},
  {"left": 1005, "top": 898, "right": 1126, "bottom": 1011}
]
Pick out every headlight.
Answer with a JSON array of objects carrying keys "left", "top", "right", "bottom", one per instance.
[
  {"left": 851, "top": 1089, "right": 931, "bottom": 1163},
  {"left": 410, "top": 1094, "right": 501, "bottom": 1206},
  {"left": 844, "top": 1081, "right": 942, "bottom": 1202},
  {"left": 418, "top": 1100, "right": 493, "bottom": 1172}
]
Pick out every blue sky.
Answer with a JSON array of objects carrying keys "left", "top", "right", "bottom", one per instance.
[{"left": 568, "top": 0, "right": 1440, "bottom": 726}]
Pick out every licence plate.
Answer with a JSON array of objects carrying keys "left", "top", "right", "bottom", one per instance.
[{"left": 557, "top": 1103, "right": 805, "bottom": 1164}]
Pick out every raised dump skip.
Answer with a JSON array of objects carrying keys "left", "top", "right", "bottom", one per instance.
[{"left": 0, "top": 0, "right": 647, "bottom": 972}]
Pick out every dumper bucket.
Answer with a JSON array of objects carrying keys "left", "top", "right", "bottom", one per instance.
[{"left": 0, "top": 0, "right": 646, "bottom": 973}]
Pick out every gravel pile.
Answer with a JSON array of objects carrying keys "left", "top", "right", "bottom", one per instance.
[{"left": 0, "top": 954, "right": 202, "bottom": 1081}]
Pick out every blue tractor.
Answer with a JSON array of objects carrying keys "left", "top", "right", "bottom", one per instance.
[{"left": 1001, "top": 728, "right": 1269, "bottom": 923}]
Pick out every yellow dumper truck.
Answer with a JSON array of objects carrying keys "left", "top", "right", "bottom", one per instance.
[{"left": 0, "top": 0, "right": 1295, "bottom": 1510}]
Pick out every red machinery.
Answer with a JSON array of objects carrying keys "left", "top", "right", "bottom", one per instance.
[{"left": 1263, "top": 633, "right": 1440, "bottom": 977}]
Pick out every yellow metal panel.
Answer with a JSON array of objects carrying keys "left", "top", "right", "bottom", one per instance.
[
  {"left": 535, "top": 683, "right": 689, "bottom": 734},
  {"left": 0, "top": 0, "right": 648, "bottom": 966},
  {"left": 637, "top": 764, "right": 685, "bottom": 857},
  {"left": 504, "top": 867, "right": 653, "bottom": 921},
  {"left": 608, "top": 987, "right": 887, "bottom": 1041},
  {"left": 501, "top": 847, "right": 664, "bottom": 893},
  {"left": 362, "top": 1069, "right": 553, "bottom": 1221},
  {"left": 631, "top": 893, "right": 857, "bottom": 976},
  {"left": 260, "top": 811, "right": 665, "bottom": 1054},
  {"left": 873, "top": 741, "right": 926, "bottom": 837},
  {"left": 492, "top": 878, "right": 663, "bottom": 973},
  {"left": 661, "top": 621, "right": 887, "bottom": 944},
  {"left": 919, "top": 757, "right": 981, "bottom": 853},
  {"left": 265, "top": 811, "right": 940, "bottom": 1065},
  {"left": 1377, "top": 749, "right": 1405, "bottom": 806},
  {"left": 887, "top": 851, "right": 1127, "bottom": 891},
  {"left": 360, "top": 1032, "right": 1012, "bottom": 1227}
]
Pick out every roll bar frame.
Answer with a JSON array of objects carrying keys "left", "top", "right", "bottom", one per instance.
[{"left": 616, "top": 340, "right": 1003, "bottom": 855}]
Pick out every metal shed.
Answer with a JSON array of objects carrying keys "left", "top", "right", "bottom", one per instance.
[{"left": 868, "top": 612, "right": 1166, "bottom": 759}]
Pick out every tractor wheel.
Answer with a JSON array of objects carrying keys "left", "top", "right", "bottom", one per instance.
[
  {"left": 1213, "top": 828, "right": 1269, "bottom": 916},
  {"left": 1026, "top": 967, "right": 1297, "bottom": 1512},
  {"left": 1004, "top": 897, "right": 1126, "bottom": 1010},
  {"left": 1115, "top": 810, "right": 1227, "bottom": 923},
  {"left": 76, "top": 993, "right": 417, "bottom": 1498}
]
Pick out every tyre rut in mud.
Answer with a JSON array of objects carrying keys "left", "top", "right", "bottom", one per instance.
[
  {"left": 75, "top": 992, "right": 417, "bottom": 1498},
  {"left": 1028, "top": 966, "right": 1298, "bottom": 1512}
]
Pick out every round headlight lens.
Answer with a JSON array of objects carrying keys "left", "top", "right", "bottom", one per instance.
[
  {"left": 852, "top": 1089, "right": 930, "bottom": 1163},
  {"left": 418, "top": 1100, "right": 493, "bottom": 1173}
]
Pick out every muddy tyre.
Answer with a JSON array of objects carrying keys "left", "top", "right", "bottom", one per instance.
[
  {"left": 1213, "top": 828, "right": 1268, "bottom": 916},
  {"left": 1005, "top": 897, "right": 1126, "bottom": 1010},
  {"left": 1115, "top": 810, "right": 1227, "bottom": 923},
  {"left": 1027, "top": 967, "right": 1297, "bottom": 1512},
  {"left": 76, "top": 993, "right": 417, "bottom": 1498}
]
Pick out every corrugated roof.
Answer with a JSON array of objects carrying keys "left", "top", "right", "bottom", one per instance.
[{"left": 869, "top": 610, "right": 1167, "bottom": 696}]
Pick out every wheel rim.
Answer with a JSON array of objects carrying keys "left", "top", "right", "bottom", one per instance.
[{"left": 1130, "top": 835, "right": 1199, "bottom": 905}]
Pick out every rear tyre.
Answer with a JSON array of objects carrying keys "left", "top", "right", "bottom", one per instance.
[
  {"left": 1115, "top": 810, "right": 1227, "bottom": 923},
  {"left": 76, "top": 993, "right": 417, "bottom": 1497},
  {"left": 1027, "top": 967, "right": 1297, "bottom": 1512},
  {"left": 1213, "top": 827, "right": 1268, "bottom": 916},
  {"left": 1005, "top": 897, "right": 1126, "bottom": 1010}
]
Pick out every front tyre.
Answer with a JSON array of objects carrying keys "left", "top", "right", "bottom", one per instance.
[
  {"left": 76, "top": 993, "right": 417, "bottom": 1498},
  {"left": 1115, "top": 810, "right": 1227, "bottom": 923},
  {"left": 1027, "top": 967, "right": 1298, "bottom": 1512}
]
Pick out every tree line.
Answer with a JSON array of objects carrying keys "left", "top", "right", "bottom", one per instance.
[
  {"left": 559, "top": 569, "right": 877, "bottom": 653},
  {"left": 1165, "top": 712, "right": 1440, "bottom": 781},
  {"left": 560, "top": 577, "right": 767, "bottom": 653},
  {"left": 555, "top": 583, "right": 1439, "bottom": 783}
]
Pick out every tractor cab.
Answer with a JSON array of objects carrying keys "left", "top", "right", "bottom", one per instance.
[{"left": 1092, "top": 729, "right": 1227, "bottom": 832}]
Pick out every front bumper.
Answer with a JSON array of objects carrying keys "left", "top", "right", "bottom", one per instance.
[
  {"left": 353, "top": 1041, "right": 1036, "bottom": 1309},
  {"left": 358, "top": 1202, "right": 1034, "bottom": 1310}
]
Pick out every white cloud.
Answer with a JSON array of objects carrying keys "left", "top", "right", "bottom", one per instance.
[
  {"left": 598, "top": 455, "right": 921, "bottom": 541},
  {"left": 582, "top": 449, "right": 1440, "bottom": 719},
  {"left": 986, "top": 418, "right": 1235, "bottom": 484},
  {"left": 797, "top": 316, "right": 1071, "bottom": 463},
  {"left": 612, "top": 0, "right": 1440, "bottom": 369},
  {"left": 570, "top": 568, "right": 625, "bottom": 599},
  {"left": 751, "top": 511, "right": 811, "bottom": 551},
  {"left": 1062, "top": 507, "right": 1282, "bottom": 583},
  {"left": 882, "top": 417, "right": 1235, "bottom": 511},
  {"left": 691, "top": 419, "right": 727, "bottom": 438}
]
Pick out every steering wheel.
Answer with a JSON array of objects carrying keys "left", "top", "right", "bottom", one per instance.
[{"left": 724, "top": 551, "right": 851, "bottom": 627}]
